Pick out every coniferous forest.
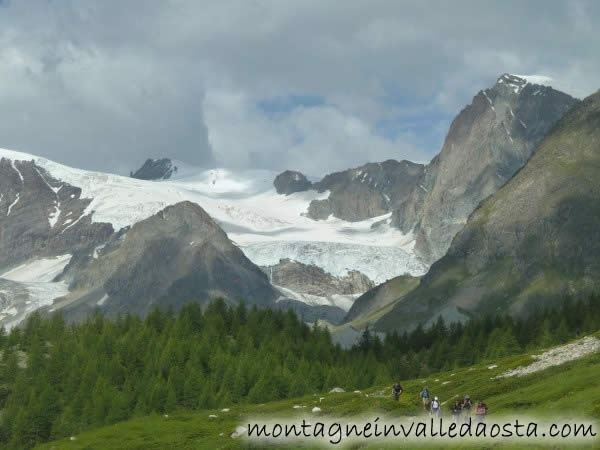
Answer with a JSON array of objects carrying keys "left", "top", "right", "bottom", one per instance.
[{"left": 0, "top": 296, "right": 599, "bottom": 449}]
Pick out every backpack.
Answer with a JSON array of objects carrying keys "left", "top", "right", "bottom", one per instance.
[{"left": 422, "top": 390, "right": 429, "bottom": 398}]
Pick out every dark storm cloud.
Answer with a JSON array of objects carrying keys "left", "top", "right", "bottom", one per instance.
[
  {"left": 0, "top": 1, "right": 598, "bottom": 175},
  {"left": 0, "top": 1, "right": 215, "bottom": 173}
]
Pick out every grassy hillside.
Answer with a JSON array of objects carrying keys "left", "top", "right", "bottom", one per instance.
[
  {"left": 342, "top": 275, "right": 420, "bottom": 326},
  {"left": 38, "top": 332, "right": 600, "bottom": 449}
]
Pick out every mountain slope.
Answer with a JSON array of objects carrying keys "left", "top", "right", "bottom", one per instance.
[
  {"left": 392, "top": 74, "right": 579, "bottom": 263},
  {"left": 343, "top": 274, "right": 419, "bottom": 323},
  {"left": 44, "top": 201, "right": 278, "bottom": 321},
  {"left": 307, "top": 159, "right": 424, "bottom": 222},
  {"left": 38, "top": 333, "right": 600, "bottom": 449},
  {"left": 0, "top": 157, "right": 113, "bottom": 270},
  {"left": 377, "top": 89, "right": 600, "bottom": 332}
]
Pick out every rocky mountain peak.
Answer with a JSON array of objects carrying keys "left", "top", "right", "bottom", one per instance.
[
  {"left": 131, "top": 158, "right": 177, "bottom": 180},
  {"left": 494, "top": 73, "right": 554, "bottom": 95},
  {"left": 392, "top": 73, "right": 579, "bottom": 263},
  {"left": 273, "top": 170, "right": 312, "bottom": 195},
  {"left": 377, "top": 88, "right": 600, "bottom": 333},
  {"left": 50, "top": 200, "right": 278, "bottom": 321}
]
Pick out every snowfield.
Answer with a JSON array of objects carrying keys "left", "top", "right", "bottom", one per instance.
[
  {"left": 0, "top": 256, "right": 72, "bottom": 329},
  {"left": 275, "top": 285, "right": 358, "bottom": 312},
  {"left": 1, "top": 148, "right": 428, "bottom": 285},
  {"left": 1, "top": 254, "right": 72, "bottom": 283}
]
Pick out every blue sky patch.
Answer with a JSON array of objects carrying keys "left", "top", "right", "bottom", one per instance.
[{"left": 258, "top": 94, "right": 326, "bottom": 117}]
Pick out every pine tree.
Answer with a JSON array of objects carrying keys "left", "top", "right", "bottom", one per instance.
[
  {"left": 537, "top": 318, "right": 555, "bottom": 348},
  {"left": 555, "top": 318, "right": 570, "bottom": 344}
]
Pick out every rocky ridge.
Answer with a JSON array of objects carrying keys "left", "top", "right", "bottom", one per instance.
[
  {"left": 392, "top": 74, "right": 579, "bottom": 263},
  {"left": 131, "top": 158, "right": 178, "bottom": 180},
  {"left": 263, "top": 258, "right": 374, "bottom": 297},
  {"left": 376, "top": 88, "right": 600, "bottom": 332}
]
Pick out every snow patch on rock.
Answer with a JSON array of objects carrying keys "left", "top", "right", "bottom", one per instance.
[{"left": 1, "top": 255, "right": 71, "bottom": 282}]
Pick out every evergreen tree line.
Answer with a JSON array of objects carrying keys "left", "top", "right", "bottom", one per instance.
[
  {"left": 0, "top": 295, "right": 598, "bottom": 448},
  {"left": 362, "top": 295, "right": 600, "bottom": 376}
]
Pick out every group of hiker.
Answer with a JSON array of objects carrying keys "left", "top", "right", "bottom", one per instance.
[{"left": 393, "top": 384, "right": 488, "bottom": 422}]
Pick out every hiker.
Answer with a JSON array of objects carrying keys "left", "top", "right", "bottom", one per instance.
[
  {"left": 451, "top": 400, "right": 461, "bottom": 424},
  {"left": 462, "top": 395, "right": 473, "bottom": 423},
  {"left": 392, "top": 383, "right": 403, "bottom": 401},
  {"left": 420, "top": 387, "right": 431, "bottom": 411},
  {"left": 475, "top": 401, "right": 488, "bottom": 423},
  {"left": 430, "top": 396, "right": 441, "bottom": 417}
]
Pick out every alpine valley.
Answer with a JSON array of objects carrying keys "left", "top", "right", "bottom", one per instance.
[{"left": 0, "top": 74, "right": 590, "bottom": 338}]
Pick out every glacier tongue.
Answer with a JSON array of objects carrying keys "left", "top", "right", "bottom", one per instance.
[{"left": 241, "top": 240, "right": 428, "bottom": 285}]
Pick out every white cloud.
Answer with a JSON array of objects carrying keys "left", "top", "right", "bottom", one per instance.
[
  {"left": 0, "top": 0, "right": 598, "bottom": 175},
  {"left": 205, "top": 88, "right": 425, "bottom": 175}
]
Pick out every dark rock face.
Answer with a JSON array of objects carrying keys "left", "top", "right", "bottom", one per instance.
[
  {"left": 376, "top": 89, "right": 600, "bottom": 333},
  {"left": 0, "top": 158, "right": 113, "bottom": 272},
  {"left": 131, "top": 158, "right": 177, "bottom": 180},
  {"left": 392, "top": 74, "right": 579, "bottom": 263},
  {"left": 273, "top": 170, "right": 312, "bottom": 195},
  {"left": 263, "top": 258, "right": 373, "bottom": 297},
  {"left": 274, "top": 299, "right": 346, "bottom": 325},
  {"left": 307, "top": 160, "right": 424, "bottom": 222},
  {"left": 49, "top": 201, "right": 278, "bottom": 321}
]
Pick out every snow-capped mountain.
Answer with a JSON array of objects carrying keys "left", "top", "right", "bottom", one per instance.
[
  {"left": 0, "top": 148, "right": 425, "bottom": 280},
  {"left": 0, "top": 148, "right": 427, "bottom": 327},
  {"left": 376, "top": 87, "right": 600, "bottom": 333},
  {"left": 392, "top": 73, "right": 579, "bottom": 263},
  {"left": 0, "top": 73, "right": 581, "bottom": 329}
]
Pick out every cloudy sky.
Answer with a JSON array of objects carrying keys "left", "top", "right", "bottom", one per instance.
[{"left": 0, "top": 0, "right": 598, "bottom": 176}]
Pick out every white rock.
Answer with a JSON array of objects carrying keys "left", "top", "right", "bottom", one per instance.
[
  {"left": 497, "top": 336, "right": 600, "bottom": 379},
  {"left": 442, "top": 381, "right": 450, "bottom": 385},
  {"left": 312, "top": 407, "right": 322, "bottom": 413},
  {"left": 488, "top": 364, "right": 498, "bottom": 369},
  {"left": 329, "top": 387, "right": 345, "bottom": 393},
  {"left": 319, "top": 397, "right": 325, "bottom": 402},
  {"left": 209, "top": 414, "right": 218, "bottom": 418},
  {"left": 70, "top": 436, "right": 77, "bottom": 441},
  {"left": 221, "top": 408, "right": 230, "bottom": 412},
  {"left": 293, "top": 405, "right": 305, "bottom": 409},
  {"left": 231, "top": 426, "right": 247, "bottom": 439},
  {"left": 354, "top": 390, "right": 361, "bottom": 393}
]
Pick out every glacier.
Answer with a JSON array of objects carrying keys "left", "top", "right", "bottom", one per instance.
[{"left": 1, "top": 148, "right": 429, "bottom": 313}]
